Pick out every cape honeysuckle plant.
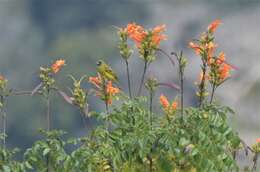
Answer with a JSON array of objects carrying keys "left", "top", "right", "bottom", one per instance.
[{"left": 0, "top": 20, "right": 259, "bottom": 172}]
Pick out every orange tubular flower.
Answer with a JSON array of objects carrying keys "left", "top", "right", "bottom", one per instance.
[
  {"left": 216, "top": 52, "right": 226, "bottom": 64},
  {"left": 0, "top": 75, "right": 5, "bottom": 81},
  {"left": 51, "top": 59, "right": 65, "bottom": 73},
  {"left": 207, "top": 19, "right": 222, "bottom": 33},
  {"left": 160, "top": 94, "right": 169, "bottom": 109},
  {"left": 126, "top": 23, "right": 146, "bottom": 46},
  {"left": 89, "top": 75, "right": 102, "bottom": 89},
  {"left": 206, "top": 42, "right": 217, "bottom": 58},
  {"left": 106, "top": 81, "right": 120, "bottom": 95},
  {"left": 256, "top": 138, "right": 260, "bottom": 143},
  {"left": 126, "top": 23, "right": 166, "bottom": 48},
  {"left": 172, "top": 100, "right": 178, "bottom": 110},
  {"left": 219, "top": 63, "right": 231, "bottom": 80},
  {"left": 151, "top": 24, "right": 167, "bottom": 46},
  {"left": 106, "top": 81, "right": 120, "bottom": 105},
  {"left": 189, "top": 42, "right": 201, "bottom": 55}
]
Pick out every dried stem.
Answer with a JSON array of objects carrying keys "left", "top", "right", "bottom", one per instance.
[{"left": 11, "top": 90, "right": 34, "bottom": 96}]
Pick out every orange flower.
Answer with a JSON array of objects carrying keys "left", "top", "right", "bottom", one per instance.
[
  {"left": 151, "top": 24, "right": 167, "bottom": 46},
  {"left": 205, "top": 42, "right": 217, "bottom": 58},
  {"left": 106, "top": 81, "right": 120, "bottom": 95},
  {"left": 256, "top": 138, "right": 260, "bottom": 143},
  {"left": 172, "top": 100, "right": 178, "bottom": 110},
  {"left": 219, "top": 63, "right": 231, "bottom": 80},
  {"left": 216, "top": 52, "right": 226, "bottom": 64},
  {"left": 106, "top": 81, "right": 120, "bottom": 105},
  {"left": 126, "top": 23, "right": 166, "bottom": 47},
  {"left": 51, "top": 59, "right": 65, "bottom": 73},
  {"left": 126, "top": 23, "right": 147, "bottom": 46},
  {"left": 160, "top": 94, "right": 169, "bottom": 109},
  {"left": 89, "top": 75, "right": 102, "bottom": 89},
  {"left": 207, "top": 19, "right": 222, "bottom": 33},
  {"left": 0, "top": 75, "right": 5, "bottom": 81},
  {"left": 189, "top": 42, "right": 201, "bottom": 55}
]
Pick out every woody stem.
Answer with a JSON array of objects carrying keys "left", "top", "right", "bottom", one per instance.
[{"left": 138, "top": 61, "right": 148, "bottom": 96}]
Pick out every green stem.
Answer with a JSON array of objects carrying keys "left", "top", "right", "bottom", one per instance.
[
  {"left": 46, "top": 90, "right": 51, "bottom": 172},
  {"left": 137, "top": 61, "right": 148, "bottom": 96},
  {"left": 198, "top": 63, "right": 207, "bottom": 108},
  {"left": 125, "top": 60, "right": 132, "bottom": 99},
  {"left": 210, "top": 84, "right": 216, "bottom": 104},
  {"left": 149, "top": 91, "right": 153, "bottom": 129},
  {"left": 251, "top": 153, "right": 258, "bottom": 171},
  {"left": 46, "top": 91, "right": 50, "bottom": 132},
  {"left": 0, "top": 96, "right": 5, "bottom": 148},
  {"left": 105, "top": 101, "right": 109, "bottom": 131},
  {"left": 180, "top": 68, "right": 184, "bottom": 117}
]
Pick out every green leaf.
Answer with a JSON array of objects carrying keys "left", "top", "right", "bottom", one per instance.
[{"left": 43, "top": 148, "right": 51, "bottom": 156}]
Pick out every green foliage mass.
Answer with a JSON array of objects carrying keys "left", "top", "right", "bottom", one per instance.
[{"left": 0, "top": 97, "right": 244, "bottom": 172}]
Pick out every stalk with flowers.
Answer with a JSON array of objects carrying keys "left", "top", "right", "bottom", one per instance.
[
  {"left": 125, "top": 23, "right": 166, "bottom": 96},
  {"left": 33, "top": 59, "right": 65, "bottom": 131},
  {"left": 89, "top": 72, "right": 120, "bottom": 130},
  {"left": 189, "top": 20, "right": 236, "bottom": 106}
]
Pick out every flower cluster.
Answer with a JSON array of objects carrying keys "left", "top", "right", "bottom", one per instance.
[
  {"left": 252, "top": 138, "right": 260, "bottom": 153},
  {"left": 0, "top": 74, "right": 8, "bottom": 107},
  {"left": 0, "top": 74, "right": 8, "bottom": 93},
  {"left": 208, "top": 52, "right": 233, "bottom": 86},
  {"left": 89, "top": 74, "right": 120, "bottom": 105},
  {"left": 39, "top": 59, "right": 65, "bottom": 91},
  {"left": 160, "top": 94, "right": 178, "bottom": 119},
  {"left": 122, "top": 23, "right": 166, "bottom": 62},
  {"left": 189, "top": 20, "right": 234, "bottom": 103},
  {"left": 51, "top": 59, "right": 66, "bottom": 74},
  {"left": 69, "top": 76, "right": 88, "bottom": 110}
]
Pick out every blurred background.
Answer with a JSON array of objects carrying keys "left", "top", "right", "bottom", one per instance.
[{"left": 0, "top": 0, "right": 259, "bottom": 165}]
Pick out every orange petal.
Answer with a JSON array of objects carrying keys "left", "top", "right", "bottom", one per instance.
[{"left": 207, "top": 19, "right": 222, "bottom": 33}]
